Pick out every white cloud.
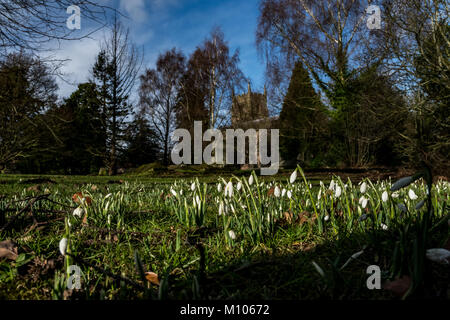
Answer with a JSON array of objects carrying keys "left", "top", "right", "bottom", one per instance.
[
  {"left": 51, "top": 37, "right": 101, "bottom": 98},
  {"left": 120, "top": 0, "right": 148, "bottom": 23}
]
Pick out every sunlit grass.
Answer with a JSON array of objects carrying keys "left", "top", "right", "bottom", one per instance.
[{"left": 0, "top": 168, "right": 448, "bottom": 300}]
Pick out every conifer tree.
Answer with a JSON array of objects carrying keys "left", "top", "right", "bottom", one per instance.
[{"left": 279, "top": 61, "right": 327, "bottom": 165}]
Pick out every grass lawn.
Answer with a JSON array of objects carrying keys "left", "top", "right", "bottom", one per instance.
[{"left": 0, "top": 168, "right": 448, "bottom": 300}]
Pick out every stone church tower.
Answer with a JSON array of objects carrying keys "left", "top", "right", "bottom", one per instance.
[
  {"left": 231, "top": 82, "right": 269, "bottom": 127},
  {"left": 228, "top": 82, "right": 278, "bottom": 170}
]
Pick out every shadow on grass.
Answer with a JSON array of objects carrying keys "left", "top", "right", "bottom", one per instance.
[{"left": 189, "top": 225, "right": 450, "bottom": 300}]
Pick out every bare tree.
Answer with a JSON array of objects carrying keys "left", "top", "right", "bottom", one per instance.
[
  {"left": 257, "top": 0, "right": 378, "bottom": 100},
  {"left": 256, "top": 0, "right": 404, "bottom": 166},
  {"left": 196, "top": 27, "right": 246, "bottom": 129},
  {"left": 0, "top": 1, "right": 113, "bottom": 58},
  {"left": 139, "top": 48, "right": 186, "bottom": 165},
  {"left": 378, "top": 0, "right": 449, "bottom": 172}
]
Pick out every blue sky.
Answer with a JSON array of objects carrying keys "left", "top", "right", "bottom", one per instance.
[{"left": 56, "top": 0, "right": 266, "bottom": 98}]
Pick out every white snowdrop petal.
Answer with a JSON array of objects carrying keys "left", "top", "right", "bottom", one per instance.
[
  {"left": 360, "top": 182, "right": 367, "bottom": 194},
  {"left": 382, "top": 191, "right": 388, "bottom": 202},
  {"left": 335, "top": 185, "right": 342, "bottom": 198},
  {"left": 274, "top": 186, "right": 281, "bottom": 197},
  {"left": 59, "top": 238, "right": 68, "bottom": 256},
  {"left": 290, "top": 170, "right": 297, "bottom": 184},
  {"left": 73, "top": 207, "right": 84, "bottom": 218},
  {"left": 408, "top": 189, "right": 418, "bottom": 200}
]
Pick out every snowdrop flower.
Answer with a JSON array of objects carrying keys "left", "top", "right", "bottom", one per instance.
[
  {"left": 359, "top": 197, "right": 368, "bottom": 209},
  {"left": 105, "top": 193, "right": 112, "bottom": 199},
  {"left": 217, "top": 183, "right": 222, "bottom": 193},
  {"left": 180, "top": 190, "right": 183, "bottom": 196},
  {"left": 381, "top": 223, "right": 388, "bottom": 230},
  {"left": 219, "top": 202, "right": 224, "bottom": 216},
  {"left": 230, "top": 203, "right": 236, "bottom": 214},
  {"left": 274, "top": 186, "right": 281, "bottom": 198},
  {"left": 290, "top": 170, "right": 297, "bottom": 184},
  {"left": 170, "top": 188, "right": 177, "bottom": 197},
  {"left": 236, "top": 181, "right": 242, "bottom": 191},
  {"left": 281, "top": 188, "right": 286, "bottom": 197},
  {"left": 329, "top": 180, "right": 335, "bottom": 191},
  {"left": 382, "top": 191, "right": 389, "bottom": 202},
  {"left": 287, "top": 190, "right": 292, "bottom": 199},
  {"left": 317, "top": 189, "right": 322, "bottom": 201},
  {"left": 195, "top": 195, "right": 201, "bottom": 207},
  {"left": 360, "top": 182, "right": 367, "bottom": 194},
  {"left": 320, "top": 181, "right": 324, "bottom": 188},
  {"left": 59, "top": 238, "right": 68, "bottom": 256},
  {"left": 306, "top": 199, "right": 311, "bottom": 207},
  {"left": 408, "top": 189, "right": 418, "bottom": 200},
  {"left": 248, "top": 175, "right": 254, "bottom": 186},
  {"left": 191, "top": 182, "right": 196, "bottom": 191},
  {"left": 324, "top": 215, "right": 330, "bottom": 222},
  {"left": 228, "top": 230, "right": 236, "bottom": 240},
  {"left": 391, "top": 192, "right": 399, "bottom": 198},
  {"left": 225, "top": 181, "right": 233, "bottom": 198},
  {"left": 334, "top": 185, "right": 342, "bottom": 198},
  {"left": 426, "top": 248, "right": 450, "bottom": 265},
  {"left": 73, "top": 207, "right": 84, "bottom": 218}
]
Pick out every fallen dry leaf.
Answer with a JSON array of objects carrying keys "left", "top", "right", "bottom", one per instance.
[
  {"left": 283, "top": 211, "right": 294, "bottom": 223},
  {"left": 82, "top": 214, "right": 88, "bottom": 226},
  {"left": 27, "top": 185, "right": 40, "bottom": 192},
  {"left": 145, "top": 272, "right": 160, "bottom": 285},
  {"left": 0, "top": 240, "right": 18, "bottom": 261},
  {"left": 383, "top": 275, "right": 411, "bottom": 297},
  {"left": 72, "top": 192, "right": 83, "bottom": 203},
  {"left": 72, "top": 193, "right": 92, "bottom": 206},
  {"left": 84, "top": 196, "right": 92, "bottom": 206},
  {"left": 267, "top": 187, "right": 275, "bottom": 197}
]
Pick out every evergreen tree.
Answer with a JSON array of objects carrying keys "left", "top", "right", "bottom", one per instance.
[
  {"left": 122, "top": 113, "right": 160, "bottom": 168},
  {"left": 42, "top": 83, "right": 105, "bottom": 174},
  {"left": 279, "top": 61, "right": 327, "bottom": 165},
  {"left": 91, "top": 16, "right": 142, "bottom": 175},
  {"left": 0, "top": 52, "right": 57, "bottom": 172}
]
